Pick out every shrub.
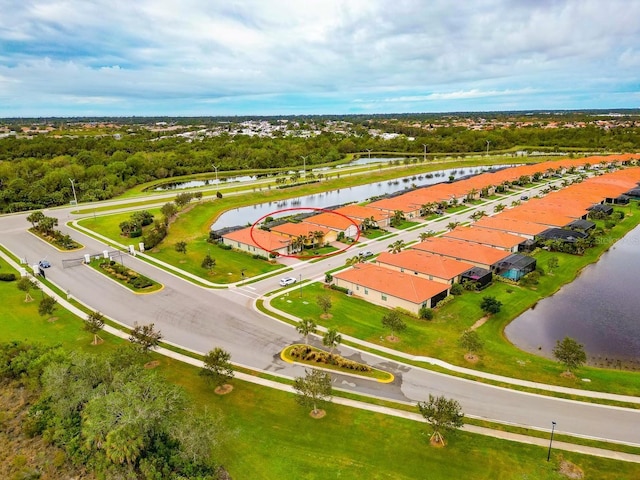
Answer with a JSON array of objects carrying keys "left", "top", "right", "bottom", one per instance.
[
  {"left": 330, "top": 285, "right": 350, "bottom": 294},
  {"left": 252, "top": 254, "right": 268, "bottom": 260},
  {"left": 0, "top": 273, "right": 16, "bottom": 282},
  {"left": 450, "top": 283, "right": 464, "bottom": 296},
  {"left": 419, "top": 307, "right": 434, "bottom": 320},
  {"left": 217, "top": 243, "right": 232, "bottom": 250},
  {"left": 435, "top": 295, "right": 455, "bottom": 308}
]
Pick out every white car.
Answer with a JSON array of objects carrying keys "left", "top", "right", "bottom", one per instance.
[{"left": 279, "top": 277, "right": 297, "bottom": 287}]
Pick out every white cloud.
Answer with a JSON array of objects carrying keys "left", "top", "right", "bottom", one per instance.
[{"left": 1, "top": 0, "right": 640, "bottom": 114}]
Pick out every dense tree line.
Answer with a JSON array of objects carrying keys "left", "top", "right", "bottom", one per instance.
[
  {"left": 0, "top": 341, "right": 228, "bottom": 479},
  {"left": 0, "top": 118, "right": 638, "bottom": 213}
]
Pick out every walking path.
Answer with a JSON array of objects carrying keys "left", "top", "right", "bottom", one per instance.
[{"left": 3, "top": 247, "right": 639, "bottom": 463}]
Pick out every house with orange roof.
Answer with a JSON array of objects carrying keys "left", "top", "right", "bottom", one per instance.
[
  {"left": 498, "top": 208, "right": 574, "bottom": 228},
  {"left": 366, "top": 196, "right": 422, "bottom": 219},
  {"left": 222, "top": 227, "right": 291, "bottom": 257},
  {"left": 443, "top": 225, "right": 527, "bottom": 253},
  {"left": 334, "top": 204, "right": 392, "bottom": 229},
  {"left": 473, "top": 216, "right": 547, "bottom": 240},
  {"left": 411, "top": 237, "right": 510, "bottom": 270},
  {"left": 270, "top": 222, "right": 336, "bottom": 249},
  {"left": 332, "top": 263, "right": 449, "bottom": 314},
  {"left": 304, "top": 212, "right": 359, "bottom": 239},
  {"left": 375, "top": 250, "right": 473, "bottom": 285}
]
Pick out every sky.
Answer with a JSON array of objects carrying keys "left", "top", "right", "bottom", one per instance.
[{"left": 1, "top": 0, "right": 640, "bottom": 117}]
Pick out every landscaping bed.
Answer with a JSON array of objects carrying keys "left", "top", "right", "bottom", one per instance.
[
  {"left": 283, "top": 344, "right": 393, "bottom": 382},
  {"left": 88, "top": 259, "right": 162, "bottom": 293}
]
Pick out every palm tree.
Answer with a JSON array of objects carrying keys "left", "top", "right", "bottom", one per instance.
[
  {"left": 446, "top": 221, "right": 459, "bottom": 231},
  {"left": 361, "top": 216, "right": 375, "bottom": 232},
  {"left": 387, "top": 239, "right": 405, "bottom": 254},
  {"left": 312, "top": 230, "right": 325, "bottom": 248},
  {"left": 323, "top": 328, "right": 342, "bottom": 356},
  {"left": 345, "top": 256, "right": 362, "bottom": 266},
  {"left": 391, "top": 210, "right": 405, "bottom": 227},
  {"left": 466, "top": 189, "right": 478, "bottom": 202},
  {"left": 470, "top": 210, "right": 486, "bottom": 221},
  {"left": 493, "top": 203, "right": 506, "bottom": 213},
  {"left": 296, "top": 319, "right": 317, "bottom": 345},
  {"left": 419, "top": 230, "right": 436, "bottom": 241},
  {"left": 295, "top": 234, "right": 307, "bottom": 253}
]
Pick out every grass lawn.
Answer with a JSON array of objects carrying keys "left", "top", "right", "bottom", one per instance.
[
  {"left": 77, "top": 205, "right": 284, "bottom": 283},
  {"left": 1, "top": 256, "right": 638, "bottom": 479},
  {"left": 393, "top": 220, "right": 420, "bottom": 230},
  {"left": 362, "top": 228, "right": 389, "bottom": 239}
]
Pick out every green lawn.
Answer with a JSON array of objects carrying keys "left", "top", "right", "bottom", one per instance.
[
  {"left": 362, "top": 228, "right": 389, "bottom": 239},
  {"left": 1, "top": 256, "right": 638, "bottom": 479},
  {"left": 77, "top": 205, "right": 284, "bottom": 283}
]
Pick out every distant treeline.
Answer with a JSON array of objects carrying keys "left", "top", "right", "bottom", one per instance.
[{"left": 0, "top": 122, "right": 638, "bottom": 213}]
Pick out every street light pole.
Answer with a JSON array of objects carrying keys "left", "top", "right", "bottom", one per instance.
[
  {"left": 422, "top": 144, "right": 427, "bottom": 162},
  {"left": 299, "top": 273, "right": 302, "bottom": 297},
  {"left": 69, "top": 178, "right": 78, "bottom": 205},
  {"left": 547, "top": 421, "right": 556, "bottom": 462},
  {"left": 300, "top": 156, "right": 307, "bottom": 179},
  {"left": 212, "top": 164, "right": 218, "bottom": 182},
  {"left": 366, "top": 149, "right": 371, "bottom": 158},
  {"left": 486, "top": 140, "right": 491, "bottom": 156}
]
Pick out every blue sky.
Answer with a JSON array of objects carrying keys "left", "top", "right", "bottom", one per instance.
[{"left": 1, "top": 0, "right": 639, "bottom": 117}]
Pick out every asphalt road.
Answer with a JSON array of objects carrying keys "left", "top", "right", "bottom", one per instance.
[{"left": 2, "top": 177, "right": 640, "bottom": 446}]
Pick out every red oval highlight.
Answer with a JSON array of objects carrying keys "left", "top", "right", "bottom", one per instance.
[{"left": 249, "top": 207, "right": 361, "bottom": 259}]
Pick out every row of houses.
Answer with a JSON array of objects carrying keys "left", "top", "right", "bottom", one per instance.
[{"left": 331, "top": 163, "right": 640, "bottom": 315}]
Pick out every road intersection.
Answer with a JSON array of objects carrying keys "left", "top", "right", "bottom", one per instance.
[{"left": 2, "top": 175, "right": 639, "bottom": 448}]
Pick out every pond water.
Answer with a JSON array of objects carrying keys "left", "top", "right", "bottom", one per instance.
[
  {"left": 211, "top": 165, "right": 507, "bottom": 230},
  {"left": 505, "top": 224, "right": 640, "bottom": 365},
  {"left": 153, "top": 157, "right": 404, "bottom": 190},
  {"left": 153, "top": 174, "right": 260, "bottom": 190}
]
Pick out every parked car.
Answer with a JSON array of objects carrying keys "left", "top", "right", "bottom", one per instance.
[
  {"left": 279, "top": 277, "right": 297, "bottom": 286},
  {"left": 359, "top": 250, "right": 374, "bottom": 258},
  {"left": 39, "top": 259, "right": 51, "bottom": 268},
  {"left": 520, "top": 195, "right": 529, "bottom": 200}
]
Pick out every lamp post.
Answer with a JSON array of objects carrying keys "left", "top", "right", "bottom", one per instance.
[
  {"left": 69, "top": 178, "right": 78, "bottom": 205},
  {"left": 422, "top": 144, "right": 428, "bottom": 162},
  {"left": 366, "top": 148, "right": 372, "bottom": 158},
  {"left": 486, "top": 140, "right": 491, "bottom": 156},
  {"left": 299, "top": 273, "right": 302, "bottom": 297},
  {"left": 300, "top": 156, "right": 307, "bottom": 179},
  {"left": 212, "top": 164, "right": 218, "bottom": 182},
  {"left": 547, "top": 421, "right": 556, "bottom": 462}
]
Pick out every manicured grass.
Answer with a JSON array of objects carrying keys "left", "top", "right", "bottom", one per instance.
[
  {"left": 362, "top": 228, "right": 389, "bottom": 239},
  {"left": 393, "top": 220, "right": 420, "bottom": 230},
  {"left": 77, "top": 206, "right": 284, "bottom": 283},
  {"left": 1, "top": 257, "right": 638, "bottom": 479}
]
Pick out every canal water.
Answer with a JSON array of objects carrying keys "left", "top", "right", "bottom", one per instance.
[
  {"left": 210, "top": 165, "right": 501, "bottom": 230},
  {"left": 505, "top": 224, "right": 640, "bottom": 366}
]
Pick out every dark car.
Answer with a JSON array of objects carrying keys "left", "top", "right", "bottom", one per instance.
[{"left": 38, "top": 259, "right": 51, "bottom": 268}]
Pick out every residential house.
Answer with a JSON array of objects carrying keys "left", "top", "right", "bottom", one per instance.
[
  {"left": 411, "top": 237, "right": 511, "bottom": 271},
  {"left": 332, "top": 263, "right": 449, "bottom": 315},
  {"left": 443, "top": 225, "right": 527, "bottom": 252},
  {"left": 221, "top": 227, "right": 290, "bottom": 257},
  {"left": 303, "top": 212, "right": 359, "bottom": 239},
  {"left": 269, "top": 222, "right": 335, "bottom": 252},
  {"left": 375, "top": 250, "right": 473, "bottom": 285}
]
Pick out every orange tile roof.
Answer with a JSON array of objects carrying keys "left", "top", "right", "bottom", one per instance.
[
  {"left": 376, "top": 250, "right": 472, "bottom": 280},
  {"left": 498, "top": 208, "right": 574, "bottom": 227},
  {"left": 304, "top": 212, "right": 357, "bottom": 231},
  {"left": 223, "top": 227, "right": 290, "bottom": 251},
  {"left": 411, "top": 237, "right": 510, "bottom": 266},
  {"left": 333, "top": 263, "right": 449, "bottom": 304},
  {"left": 367, "top": 196, "right": 422, "bottom": 213},
  {"left": 473, "top": 216, "right": 547, "bottom": 237},
  {"left": 443, "top": 226, "right": 525, "bottom": 249},
  {"left": 334, "top": 204, "right": 391, "bottom": 222},
  {"left": 270, "top": 222, "right": 332, "bottom": 238}
]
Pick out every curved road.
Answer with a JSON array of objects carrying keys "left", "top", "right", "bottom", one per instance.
[{"left": 2, "top": 180, "right": 639, "bottom": 447}]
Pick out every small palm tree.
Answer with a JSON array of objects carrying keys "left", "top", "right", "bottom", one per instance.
[{"left": 387, "top": 240, "right": 405, "bottom": 254}]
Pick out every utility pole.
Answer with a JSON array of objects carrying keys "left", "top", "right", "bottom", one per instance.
[
  {"left": 69, "top": 178, "right": 78, "bottom": 205},
  {"left": 212, "top": 164, "right": 218, "bottom": 182},
  {"left": 486, "top": 140, "right": 491, "bottom": 156},
  {"left": 300, "top": 156, "right": 307, "bottom": 179},
  {"left": 422, "top": 144, "right": 428, "bottom": 162}
]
